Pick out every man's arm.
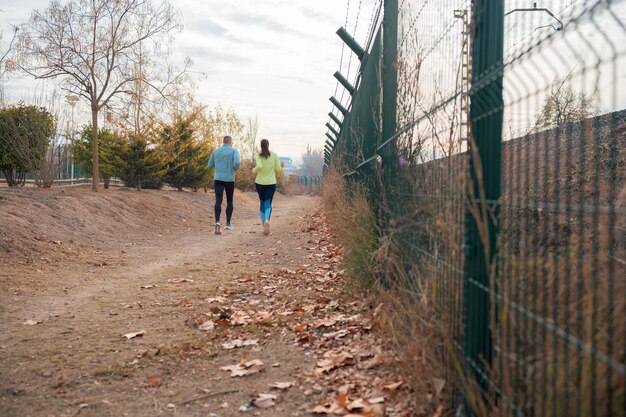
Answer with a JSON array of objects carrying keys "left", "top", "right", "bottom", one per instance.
[
  {"left": 233, "top": 149, "right": 241, "bottom": 171},
  {"left": 208, "top": 151, "right": 215, "bottom": 169}
]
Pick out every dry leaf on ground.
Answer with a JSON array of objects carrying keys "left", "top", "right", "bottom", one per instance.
[
  {"left": 269, "top": 381, "right": 294, "bottom": 390},
  {"left": 382, "top": 381, "right": 403, "bottom": 391},
  {"left": 361, "top": 353, "right": 384, "bottom": 370},
  {"left": 252, "top": 393, "right": 277, "bottom": 408},
  {"left": 198, "top": 320, "right": 215, "bottom": 331},
  {"left": 122, "top": 330, "right": 145, "bottom": 339},
  {"left": 146, "top": 375, "right": 162, "bottom": 388},
  {"left": 167, "top": 278, "right": 193, "bottom": 283},
  {"left": 205, "top": 296, "right": 227, "bottom": 303},
  {"left": 221, "top": 339, "right": 258, "bottom": 349},
  {"left": 219, "top": 359, "right": 264, "bottom": 377},
  {"left": 314, "top": 317, "right": 338, "bottom": 328}
]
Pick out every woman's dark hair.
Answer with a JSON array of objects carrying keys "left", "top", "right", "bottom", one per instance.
[{"left": 259, "top": 139, "right": 271, "bottom": 159}]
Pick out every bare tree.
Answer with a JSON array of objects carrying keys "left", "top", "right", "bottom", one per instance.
[
  {"left": 535, "top": 77, "right": 597, "bottom": 129},
  {"left": 198, "top": 105, "right": 245, "bottom": 149},
  {"left": 241, "top": 115, "right": 259, "bottom": 160},
  {"left": 109, "top": 39, "right": 194, "bottom": 136},
  {"left": 17, "top": 0, "right": 183, "bottom": 191},
  {"left": 0, "top": 22, "right": 19, "bottom": 103},
  {"left": 301, "top": 145, "right": 324, "bottom": 176}
]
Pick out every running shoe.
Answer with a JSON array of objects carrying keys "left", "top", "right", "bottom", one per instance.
[
  {"left": 225, "top": 223, "right": 234, "bottom": 230},
  {"left": 263, "top": 220, "right": 270, "bottom": 236},
  {"left": 215, "top": 222, "right": 222, "bottom": 235}
]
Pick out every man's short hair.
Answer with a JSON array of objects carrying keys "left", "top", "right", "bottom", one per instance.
[{"left": 223, "top": 136, "right": 232, "bottom": 144}]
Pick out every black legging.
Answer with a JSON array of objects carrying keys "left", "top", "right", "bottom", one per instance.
[
  {"left": 214, "top": 180, "right": 234, "bottom": 223},
  {"left": 255, "top": 183, "right": 276, "bottom": 223}
]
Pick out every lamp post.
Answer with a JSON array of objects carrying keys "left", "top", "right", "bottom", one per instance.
[{"left": 65, "top": 95, "right": 79, "bottom": 179}]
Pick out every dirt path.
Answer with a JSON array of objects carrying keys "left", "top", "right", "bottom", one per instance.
[
  {"left": 0, "top": 191, "right": 320, "bottom": 416},
  {"left": 1, "top": 189, "right": 412, "bottom": 417}
]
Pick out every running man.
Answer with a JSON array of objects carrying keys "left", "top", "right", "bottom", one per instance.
[{"left": 208, "top": 135, "right": 241, "bottom": 235}]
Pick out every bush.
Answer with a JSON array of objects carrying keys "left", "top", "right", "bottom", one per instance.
[
  {"left": 71, "top": 126, "right": 124, "bottom": 188},
  {"left": 0, "top": 103, "right": 55, "bottom": 187},
  {"left": 114, "top": 133, "right": 166, "bottom": 191},
  {"left": 160, "top": 113, "right": 212, "bottom": 191}
]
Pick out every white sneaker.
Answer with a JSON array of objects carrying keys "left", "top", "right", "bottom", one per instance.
[
  {"left": 263, "top": 220, "right": 270, "bottom": 235},
  {"left": 225, "top": 223, "right": 234, "bottom": 230},
  {"left": 215, "top": 222, "right": 222, "bottom": 235}
]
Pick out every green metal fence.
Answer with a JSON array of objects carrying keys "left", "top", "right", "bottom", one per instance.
[
  {"left": 296, "top": 175, "right": 323, "bottom": 193},
  {"left": 325, "top": 0, "right": 625, "bottom": 415}
]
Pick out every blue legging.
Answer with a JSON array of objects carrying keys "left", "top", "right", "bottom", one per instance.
[{"left": 255, "top": 183, "right": 276, "bottom": 223}]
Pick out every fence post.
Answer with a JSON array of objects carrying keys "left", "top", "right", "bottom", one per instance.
[
  {"left": 382, "top": 0, "right": 398, "bottom": 196},
  {"left": 463, "top": 0, "right": 503, "bottom": 408}
]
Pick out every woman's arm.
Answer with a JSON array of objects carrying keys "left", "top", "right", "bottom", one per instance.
[
  {"left": 274, "top": 154, "right": 281, "bottom": 173},
  {"left": 252, "top": 155, "right": 262, "bottom": 173}
]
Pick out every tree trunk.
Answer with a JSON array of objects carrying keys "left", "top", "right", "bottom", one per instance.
[
  {"left": 3, "top": 169, "right": 15, "bottom": 187},
  {"left": 16, "top": 171, "right": 25, "bottom": 186},
  {"left": 91, "top": 107, "right": 100, "bottom": 192}
]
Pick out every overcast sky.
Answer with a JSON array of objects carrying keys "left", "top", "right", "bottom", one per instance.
[{"left": 0, "top": 0, "right": 380, "bottom": 161}]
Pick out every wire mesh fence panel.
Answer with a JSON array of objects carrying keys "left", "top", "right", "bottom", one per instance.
[
  {"left": 390, "top": 0, "right": 472, "bottom": 401},
  {"left": 325, "top": 0, "right": 625, "bottom": 415},
  {"left": 496, "top": 2, "right": 626, "bottom": 416}
]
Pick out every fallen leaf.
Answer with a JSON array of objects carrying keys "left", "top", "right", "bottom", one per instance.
[
  {"left": 229, "top": 311, "right": 251, "bottom": 325},
  {"left": 363, "top": 404, "right": 385, "bottom": 417},
  {"left": 310, "top": 393, "right": 349, "bottom": 415},
  {"left": 205, "top": 296, "right": 227, "bottom": 303},
  {"left": 432, "top": 378, "right": 445, "bottom": 397},
  {"left": 123, "top": 330, "right": 145, "bottom": 339},
  {"left": 219, "top": 359, "right": 264, "bottom": 377},
  {"left": 382, "top": 381, "right": 403, "bottom": 391},
  {"left": 315, "top": 351, "right": 353, "bottom": 374},
  {"left": 269, "top": 381, "right": 294, "bottom": 390},
  {"left": 146, "top": 375, "right": 162, "bottom": 388},
  {"left": 221, "top": 339, "right": 258, "bottom": 350},
  {"left": 347, "top": 398, "right": 368, "bottom": 410},
  {"left": 23, "top": 319, "right": 42, "bottom": 325},
  {"left": 253, "top": 393, "right": 277, "bottom": 408},
  {"left": 198, "top": 321, "right": 215, "bottom": 331},
  {"left": 361, "top": 353, "right": 384, "bottom": 370},
  {"left": 322, "top": 329, "right": 349, "bottom": 339},
  {"left": 139, "top": 284, "right": 158, "bottom": 289},
  {"left": 314, "top": 318, "right": 338, "bottom": 328},
  {"left": 168, "top": 278, "right": 193, "bottom": 283}
]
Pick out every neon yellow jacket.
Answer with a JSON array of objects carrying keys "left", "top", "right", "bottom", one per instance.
[{"left": 253, "top": 152, "right": 281, "bottom": 185}]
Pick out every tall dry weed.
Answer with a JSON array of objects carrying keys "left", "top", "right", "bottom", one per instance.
[{"left": 322, "top": 168, "right": 379, "bottom": 289}]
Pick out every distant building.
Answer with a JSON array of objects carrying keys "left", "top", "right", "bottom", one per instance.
[{"left": 279, "top": 156, "right": 301, "bottom": 176}]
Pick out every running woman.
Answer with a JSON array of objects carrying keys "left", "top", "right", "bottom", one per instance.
[{"left": 253, "top": 139, "right": 281, "bottom": 235}]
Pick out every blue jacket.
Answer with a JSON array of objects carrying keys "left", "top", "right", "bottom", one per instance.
[{"left": 208, "top": 144, "right": 241, "bottom": 182}]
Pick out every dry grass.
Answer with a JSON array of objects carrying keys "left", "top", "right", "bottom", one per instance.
[
  {"left": 323, "top": 168, "right": 460, "bottom": 415},
  {"left": 322, "top": 168, "right": 379, "bottom": 289}
]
